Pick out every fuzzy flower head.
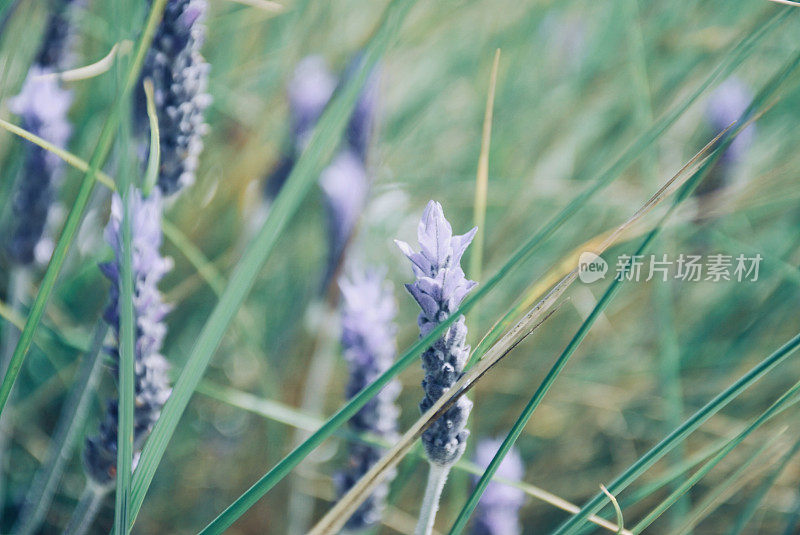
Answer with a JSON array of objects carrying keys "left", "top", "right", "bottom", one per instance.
[
  {"left": 471, "top": 439, "right": 526, "bottom": 535},
  {"left": 5, "top": 67, "right": 73, "bottom": 265},
  {"left": 396, "top": 201, "right": 477, "bottom": 466},
  {"left": 139, "top": 0, "right": 211, "bottom": 195},
  {"left": 335, "top": 269, "right": 400, "bottom": 530},
  {"left": 84, "top": 189, "right": 173, "bottom": 487}
]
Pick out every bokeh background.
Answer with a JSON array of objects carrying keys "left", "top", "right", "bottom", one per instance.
[{"left": 1, "top": 0, "right": 800, "bottom": 533}]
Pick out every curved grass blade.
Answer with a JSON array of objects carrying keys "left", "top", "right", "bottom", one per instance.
[
  {"left": 142, "top": 78, "right": 161, "bottom": 196},
  {"left": 0, "top": 0, "right": 169, "bottom": 416},
  {"left": 630, "top": 382, "right": 800, "bottom": 533},
  {"left": 127, "top": 1, "right": 417, "bottom": 527}
]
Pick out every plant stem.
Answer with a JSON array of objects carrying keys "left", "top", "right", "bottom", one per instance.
[
  {"left": 415, "top": 463, "right": 450, "bottom": 535},
  {"left": 64, "top": 484, "right": 107, "bottom": 535}
]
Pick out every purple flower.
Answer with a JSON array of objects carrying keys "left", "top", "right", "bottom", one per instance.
[
  {"left": 396, "top": 201, "right": 477, "bottom": 466},
  {"left": 696, "top": 77, "right": 756, "bottom": 199},
  {"left": 319, "top": 150, "right": 370, "bottom": 288},
  {"left": 138, "top": 0, "right": 211, "bottom": 195},
  {"left": 83, "top": 189, "right": 172, "bottom": 487},
  {"left": 264, "top": 53, "right": 379, "bottom": 203},
  {"left": 287, "top": 55, "right": 338, "bottom": 152},
  {"left": 471, "top": 439, "right": 526, "bottom": 535},
  {"left": 335, "top": 269, "right": 400, "bottom": 530},
  {"left": 5, "top": 66, "right": 73, "bottom": 265},
  {"left": 705, "top": 77, "right": 755, "bottom": 168}
]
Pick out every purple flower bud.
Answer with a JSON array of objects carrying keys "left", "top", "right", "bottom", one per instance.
[
  {"left": 138, "top": 0, "right": 211, "bottom": 195},
  {"left": 319, "top": 150, "right": 370, "bottom": 288},
  {"left": 705, "top": 77, "right": 755, "bottom": 168},
  {"left": 335, "top": 269, "right": 400, "bottom": 530},
  {"left": 396, "top": 201, "right": 477, "bottom": 466},
  {"left": 697, "top": 77, "right": 756, "bottom": 197},
  {"left": 84, "top": 189, "right": 173, "bottom": 487},
  {"left": 5, "top": 66, "right": 73, "bottom": 265}
]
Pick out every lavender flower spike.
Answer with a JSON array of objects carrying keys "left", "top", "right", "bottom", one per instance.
[
  {"left": 471, "top": 439, "right": 526, "bottom": 535},
  {"left": 138, "top": 0, "right": 211, "bottom": 195},
  {"left": 5, "top": 69, "right": 73, "bottom": 265},
  {"left": 335, "top": 269, "right": 400, "bottom": 530},
  {"left": 83, "top": 189, "right": 173, "bottom": 487},
  {"left": 5, "top": 0, "right": 79, "bottom": 265},
  {"left": 396, "top": 200, "right": 477, "bottom": 467}
]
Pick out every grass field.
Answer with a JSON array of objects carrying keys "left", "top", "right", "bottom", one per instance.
[{"left": 1, "top": 0, "right": 800, "bottom": 533}]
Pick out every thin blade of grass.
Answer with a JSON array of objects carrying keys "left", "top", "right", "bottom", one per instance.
[
  {"left": 630, "top": 382, "right": 800, "bottom": 533},
  {"left": 0, "top": 0, "right": 168, "bottom": 417},
  {"left": 127, "top": 1, "right": 418, "bottom": 527},
  {"left": 469, "top": 48, "right": 500, "bottom": 283},
  {"left": 142, "top": 78, "right": 161, "bottom": 195},
  {"left": 727, "top": 435, "right": 800, "bottom": 535},
  {"left": 671, "top": 431, "right": 786, "bottom": 535}
]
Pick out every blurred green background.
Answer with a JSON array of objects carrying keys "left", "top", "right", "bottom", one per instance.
[{"left": 1, "top": 0, "right": 800, "bottom": 533}]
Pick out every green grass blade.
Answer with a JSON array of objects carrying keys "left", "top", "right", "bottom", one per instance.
[
  {"left": 671, "top": 431, "right": 783, "bottom": 535},
  {"left": 114, "top": 184, "right": 136, "bottom": 535},
  {"left": 728, "top": 435, "right": 800, "bottom": 535},
  {"left": 630, "top": 381, "right": 800, "bottom": 533},
  {"left": 0, "top": 0, "right": 168, "bottom": 417},
  {"left": 449, "top": 201, "right": 671, "bottom": 535},
  {"left": 128, "top": 1, "right": 417, "bottom": 527}
]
